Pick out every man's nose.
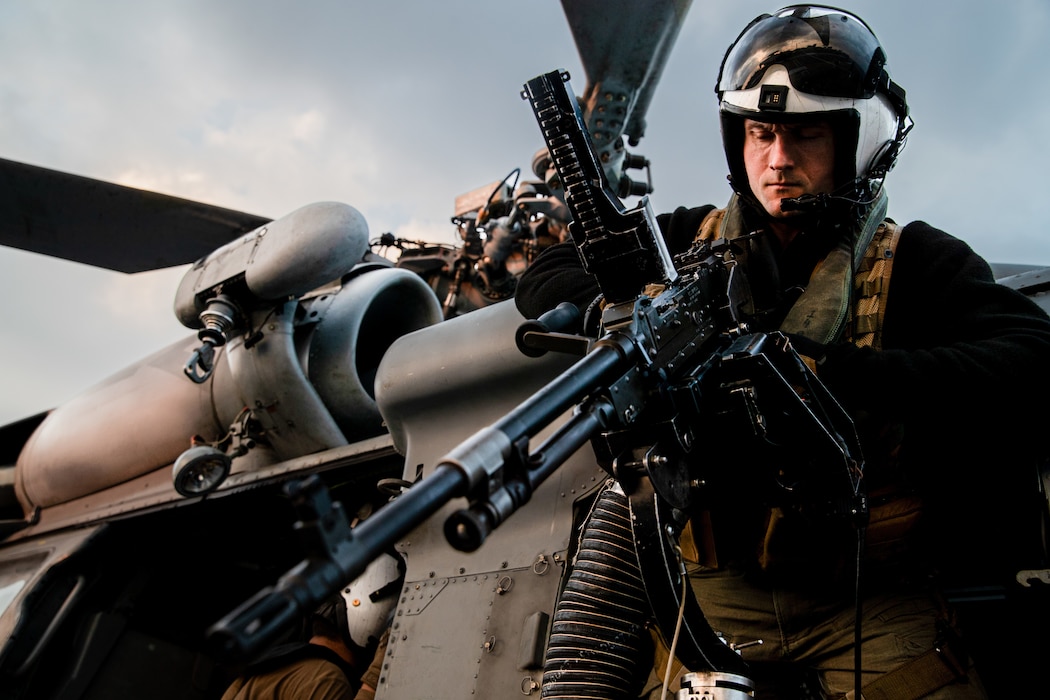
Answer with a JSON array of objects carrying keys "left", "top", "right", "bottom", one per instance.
[{"left": 769, "top": 135, "right": 796, "bottom": 169}]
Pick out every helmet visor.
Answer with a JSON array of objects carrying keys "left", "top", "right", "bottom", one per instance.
[{"left": 718, "top": 5, "right": 885, "bottom": 99}]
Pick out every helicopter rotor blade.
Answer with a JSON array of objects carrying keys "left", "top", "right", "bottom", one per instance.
[
  {"left": 0, "top": 157, "right": 271, "bottom": 273},
  {"left": 560, "top": 0, "right": 693, "bottom": 146}
]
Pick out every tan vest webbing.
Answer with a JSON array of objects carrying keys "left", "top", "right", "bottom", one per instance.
[{"left": 694, "top": 209, "right": 902, "bottom": 351}]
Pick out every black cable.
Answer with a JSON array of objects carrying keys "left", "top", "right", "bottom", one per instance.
[{"left": 854, "top": 524, "right": 866, "bottom": 699}]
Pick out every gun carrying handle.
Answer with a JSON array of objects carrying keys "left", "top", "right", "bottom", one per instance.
[{"left": 515, "top": 302, "right": 587, "bottom": 357}]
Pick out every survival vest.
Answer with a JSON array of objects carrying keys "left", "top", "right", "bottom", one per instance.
[{"left": 694, "top": 197, "right": 902, "bottom": 352}]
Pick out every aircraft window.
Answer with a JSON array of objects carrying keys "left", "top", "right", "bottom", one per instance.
[{"left": 0, "top": 552, "right": 48, "bottom": 618}]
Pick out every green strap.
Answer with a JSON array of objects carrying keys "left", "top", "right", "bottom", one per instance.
[
  {"left": 779, "top": 191, "right": 888, "bottom": 345},
  {"left": 856, "top": 643, "right": 968, "bottom": 700}
]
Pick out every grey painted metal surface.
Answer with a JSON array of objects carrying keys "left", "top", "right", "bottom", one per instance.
[{"left": 374, "top": 300, "right": 605, "bottom": 698}]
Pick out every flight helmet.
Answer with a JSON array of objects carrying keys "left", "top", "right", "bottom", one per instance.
[
  {"left": 715, "top": 5, "right": 912, "bottom": 211},
  {"left": 311, "top": 551, "right": 401, "bottom": 654}
]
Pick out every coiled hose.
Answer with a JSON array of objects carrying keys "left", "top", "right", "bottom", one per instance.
[{"left": 541, "top": 482, "right": 650, "bottom": 699}]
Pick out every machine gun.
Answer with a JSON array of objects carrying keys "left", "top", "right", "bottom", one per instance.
[{"left": 207, "top": 70, "right": 866, "bottom": 698}]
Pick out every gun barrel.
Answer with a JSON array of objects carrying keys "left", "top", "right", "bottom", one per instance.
[
  {"left": 207, "top": 463, "right": 465, "bottom": 661},
  {"left": 207, "top": 329, "right": 642, "bottom": 660}
]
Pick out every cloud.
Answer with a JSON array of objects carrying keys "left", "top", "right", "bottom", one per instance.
[{"left": 1, "top": 0, "right": 1049, "bottom": 426}]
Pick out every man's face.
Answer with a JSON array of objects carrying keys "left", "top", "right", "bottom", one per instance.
[{"left": 743, "top": 118, "right": 836, "bottom": 219}]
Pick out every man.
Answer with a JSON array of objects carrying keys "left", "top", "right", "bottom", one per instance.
[
  {"left": 220, "top": 529, "right": 399, "bottom": 700},
  {"left": 515, "top": 5, "right": 1050, "bottom": 698},
  {"left": 220, "top": 597, "right": 364, "bottom": 700}
]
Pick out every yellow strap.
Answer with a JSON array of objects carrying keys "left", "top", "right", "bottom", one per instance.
[
  {"left": 697, "top": 207, "right": 726, "bottom": 242},
  {"left": 848, "top": 222, "right": 902, "bottom": 350}
]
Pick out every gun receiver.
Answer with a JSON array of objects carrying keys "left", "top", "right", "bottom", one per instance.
[
  {"left": 520, "top": 67, "right": 862, "bottom": 512},
  {"left": 521, "top": 70, "right": 676, "bottom": 303}
]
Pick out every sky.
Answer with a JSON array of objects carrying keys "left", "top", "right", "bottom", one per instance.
[{"left": 1, "top": 0, "right": 1048, "bottom": 427}]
